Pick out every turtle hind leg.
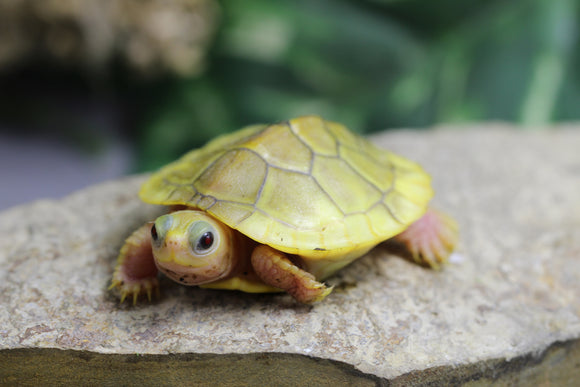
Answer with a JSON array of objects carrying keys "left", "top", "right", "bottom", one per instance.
[
  {"left": 251, "top": 245, "right": 333, "bottom": 303},
  {"left": 391, "top": 208, "right": 458, "bottom": 269},
  {"left": 109, "top": 223, "right": 160, "bottom": 304}
]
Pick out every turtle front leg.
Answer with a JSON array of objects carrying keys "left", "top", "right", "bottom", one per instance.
[
  {"left": 109, "top": 223, "right": 159, "bottom": 304},
  {"left": 392, "top": 208, "right": 458, "bottom": 269},
  {"left": 251, "top": 245, "right": 333, "bottom": 303}
]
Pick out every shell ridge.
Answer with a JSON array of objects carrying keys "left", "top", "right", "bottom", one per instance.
[
  {"left": 308, "top": 173, "right": 346, "bottom": 216},
  {"left": 321, "top": 120, "right": 341, "bottom": 156},
  {"left": 199, "top": 195, "right": 218, "bottom": 210},
  {"left": 241, "top": 125, "right": 270, "bottom": 143},
  {"left": 380, "top": 201, "right": 404, "bottom": 225},
  {"left": 211, "top": 201, "right": 256, "bottom": 227},
  {"left": 266, "top": 164, "right": 314, "bottom": 177},
  {"left": 253, "top": 168, "right": 345, "bottom": 223},
  {"left": 287, "top": 119, "right": 316, "bottom": 174},
  {"left": 189, "top": 192, "right": 201, "bottom": 205},
  {"left": 163, "top": 179, "right": 194, "bottom": 204},
  {"left": 321, "top": 150, "right": 386, "bottom": 208},
  {"left": 191, "top": 149, "right": 231, "bottom": 187},
  {"left": 201, "top": 124, "right": 269, "bottom": 154},
  {"left": 249, "top": 208, "right": 300, "bottom": 230},
  {"left": 254, "top": 167, "right": 268, "bottom": 204},
  {"left": 382, "top": 164, "right": 405, "bottom": 224},
  {"left": 193, "top": 146, "right": 267, "bottom": 202}
]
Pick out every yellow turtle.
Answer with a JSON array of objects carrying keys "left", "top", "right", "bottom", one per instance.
[{"left": 110, "top": 115, "right": 458, "bottom": 303}]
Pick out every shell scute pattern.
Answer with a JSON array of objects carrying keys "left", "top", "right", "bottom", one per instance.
[
  {"left": 139, "top": 116, "right": 433, "bottom": 254},
  {"left": 291, "top": 117, "right": 337, "bottom": 157},
  {"left": 244, "top": 122, "right": 313, "bottom": 174},
  {"left": 194, "top": 149, "right": 267, "bottom": 205},
  {"left": 311, "top": 156, "right": 383, "bottom": 214},
  {"left": 255, "top": 167, "right": 342, "bottom": 230}
]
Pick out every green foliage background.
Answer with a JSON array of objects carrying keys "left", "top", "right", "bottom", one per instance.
[
  {"left": 1, "top": 0, "right": 576, "bottom": 171},
  {"left": 134, "top": 0, "right": 579, "bottom": 170}
]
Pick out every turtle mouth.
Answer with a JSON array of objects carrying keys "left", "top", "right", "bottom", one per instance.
[{"left": 155, "top": 259, "right": 230, "bottom": 286}]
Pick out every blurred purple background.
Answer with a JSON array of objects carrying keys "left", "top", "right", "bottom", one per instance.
[{"left": 0, "top": 129, "right": 131, "bottom": 210}]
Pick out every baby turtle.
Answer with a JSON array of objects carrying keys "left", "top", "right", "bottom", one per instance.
[{"left": 110, "top": 116, "right": 458, "bottom": 303}]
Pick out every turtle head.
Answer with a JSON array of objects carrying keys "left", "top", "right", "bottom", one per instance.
[{"left": 150, "top": 210, "right": 236, "bottom": 285}]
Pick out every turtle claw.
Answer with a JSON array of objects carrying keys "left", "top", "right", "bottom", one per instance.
[
  {"left": 393, "top": 208, "right": 458, "bottom": 269},
  {"left": 110, "top": 222, "right": 160, "bottom": 304},
  {"left": 110, "top": 273, "right": 160, "bottom": 305}
]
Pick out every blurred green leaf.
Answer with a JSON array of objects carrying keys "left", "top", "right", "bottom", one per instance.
[
  {"left": 133, "top": 0, "right": 580, "bottom": 170},
  {"left": 136, "top": 78, "right": 235, "bottom": 171}
]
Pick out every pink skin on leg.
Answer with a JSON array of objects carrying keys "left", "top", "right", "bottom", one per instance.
[
  {"left": 110, "top": 223, "right": 159, "bottom": 303},
  {"left": 391, "top": 208, "right": 458, "bottom": 269},
  {"left": 251, "top": 245, "right": 333, "bottom": 303}
]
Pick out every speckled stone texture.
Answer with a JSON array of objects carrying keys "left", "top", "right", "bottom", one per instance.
[{"left": 1, "top": 125, "right": 579, "bottom": 384}]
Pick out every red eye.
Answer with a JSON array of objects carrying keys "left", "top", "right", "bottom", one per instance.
[
  {"left": 196, "top": 232, "right": 214, "bottom": 250},
  {"left": 189, "top": 222, "right": 217, "bottom": 254}
]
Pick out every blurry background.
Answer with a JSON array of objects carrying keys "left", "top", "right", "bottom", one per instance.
[{"left": 0, "top": 0, "right": 578, "bottom": 210}]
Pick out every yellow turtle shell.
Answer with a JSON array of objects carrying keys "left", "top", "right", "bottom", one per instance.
[{"left": 140, "top": 115, "right": 433, "bottom": 268}]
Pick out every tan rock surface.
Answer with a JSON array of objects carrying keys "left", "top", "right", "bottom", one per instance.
[{"left": 1, "top": 125, "right": 579, "bottom": 382}]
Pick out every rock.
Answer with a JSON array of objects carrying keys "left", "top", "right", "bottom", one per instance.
[
  {"left": 0, "top": 0, "right": 218, "bottom": 76},
  {"left": 1, "top": 125, "right": 579, "bottom": 384}
]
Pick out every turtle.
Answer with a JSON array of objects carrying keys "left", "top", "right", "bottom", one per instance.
[{"left": 110, "top": 115, "right": 458, "bottom": 304}]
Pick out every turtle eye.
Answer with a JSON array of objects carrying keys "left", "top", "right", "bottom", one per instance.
[
  {"left": 197, "top": 231, "right": 214, "bottom": 250},
  {"left": 189, "top": 221, "right": 218, "bottom": 255},
  {"left": 151, "top": 215, "right": 173, "bottom": 248},
  {"left": 151, "top": 224, "right": 159, "bottom": 241}
]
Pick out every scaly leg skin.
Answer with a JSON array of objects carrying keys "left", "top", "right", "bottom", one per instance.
[
  {"left": 109, "top": 223, "right": 160, "bottom": 304},
  {"left": 392, "top": 208, "right": 459, "bottom": 270},
  {"left": 251, "top": 245, "right": 333, "bottom": 304}
]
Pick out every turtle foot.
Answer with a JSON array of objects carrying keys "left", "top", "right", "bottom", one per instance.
[
  {"left": 251, "top": 245, "right": 333, "bottom": 303},
  {"left": 392, "top": 208, "right": 458, "bottom": 269},
  {"left": 110, "top": 223, "right": 160, "bottom": 304},
  {"left": 109, "top": 273, "right": 160, "bottom": 304}
]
